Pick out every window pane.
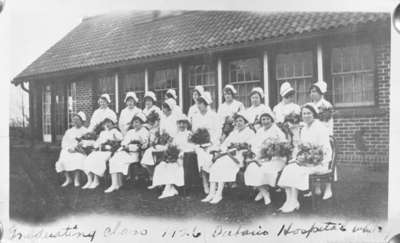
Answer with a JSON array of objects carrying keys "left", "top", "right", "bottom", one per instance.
[
  {"left": 151, "top": 67, "right": 178, "bottom": 104},
  {"left": 331, "top": 44, "right": 374, "bottom": 106},
  {"left": 227, "top": 58, "right": 261, "bottom": 106}
]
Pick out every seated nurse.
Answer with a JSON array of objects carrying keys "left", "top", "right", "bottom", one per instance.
[
  {"left": 203, "top": 111, "right": 255, "bottom": 204},
  {"left": 277, "top": 103, "right": 332, "bottom": 213}
]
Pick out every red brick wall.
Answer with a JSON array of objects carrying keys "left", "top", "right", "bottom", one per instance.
[
  {"left": 333, "top": 40, "right": 390, "bottom": 165},
  {"left": 75, "top": 78, "right": 96, "bottom": 127}
]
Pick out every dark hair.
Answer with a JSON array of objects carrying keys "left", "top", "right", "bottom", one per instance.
[
  {"left": 162, "top": 103, "right": 172, "bottom": 111},
  {"left": 302, "top": 105, "right": 318, "bottom": 118},
  {"left": 177, "top": 119, "right": 191, "bottom": 130},
  {"left": 146, "top": 110, "right": 160, "bottom": 124},
  {"left": 166, "top": 93, "right": 175, "bottom": 99},
  {"left": 197, "top": 97, "right": 208, "bottom": 106},
  {"left": 260, "top": 113, "right": 274, "bottom": 122},
  {"left": 250, "top": 91, "right": 264, "bottom": 102},
  {"left": 223, "top": 88, "right": 234, "bottom": 96},
  {"left": 131, "top": 116, "right": 145, "bottom": 124},
  {"left": 283, "top": 90, "right": 295, "bottom": 99},
  {"left": 309, "top": 85, "right": 323, "bottom": 95},
  {"left": 233, "top": 113, "right": 248, "bottom": 124}
]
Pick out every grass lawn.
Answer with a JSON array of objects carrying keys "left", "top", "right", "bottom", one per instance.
[{"left": 10, "top": 146, "right": 387, "bottom": 224}]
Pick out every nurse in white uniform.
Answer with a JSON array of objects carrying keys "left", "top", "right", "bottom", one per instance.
[
  {"left": 118, "top": 92, "right": 141, "bottom": 136},
  {"left": 142, "top": 91, "right": 161, "bottom": 118},
  {"left": 165, "top": 89, "right": 182, "bottom": 113},
  {"left": 310, "top": 80, "right": 334, "bottom": 136},
  {"left": 202, "top": 111, "right": 255, "bottom": 204},
  {"left": 106, "top": 112, "right": 149, "bottom": 193},
  {"left": 245, "top": 87, "right": 272, "bottom": 130},
  {"left": 217, "top": 84, "right": 245, "bottom": 130},
  {"left": 151, "top": 114, "right": 194, "bottom": 199},
  {"left": 82, "top": 118, "right": 123, "bottom": 189},
  {"left": 244, "top": 109, "right": 287, "bottom": 205},
  {"left": 88, "top": 94, "right": 117, "bottom": 132},
  {"left": 55, "top": 111, "right": 88, "bottom": 187},
  {"left": 191, "top": 91, "right": 220, "bottom": 194},
  {"left": 277, "top": 103, "right": 332, "bottom": 213},
  {"left": 187, "top": 85, "right": 204, "bottom": 123}
]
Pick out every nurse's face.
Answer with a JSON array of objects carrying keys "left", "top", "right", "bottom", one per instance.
[
  {"left": 235, "top": 117, "right": 246, "bottom": 130},
  {"left": 144, "top": 98, "right": 153, "bottom": 108},
  {"left": 223, "top": 90, "right": 233, "bottom": 103},
  {"left": 126, "top": 98, "right": 136, "bottom": 109},
  {"left": 132, "top": 119, "right": 142, "bottom": 129},
  {"left": 250, "top": 93, "right": 261, "bottom": 106},
  {"left": 310, "top": 87, "right": 322, "bottom": 102},
  {"left": 302, "top": 107, "right": 314, "bottom": 125},
  {"left": 192, "top": 91, "right": 200, "bottom": 103},
  {"left": 162, "top": 105, "right": 172, "bottom": 116},
  {"left": 177, "top": 121, "right": 187, "bottom": 131},
  {"left": 197, "top": 101, "right": 207, "bottom": 113},
  {"left": 98, "top": 98, "right": 108, "bottom": 109},
  {"left": 260, "top": 115, "right": 273, "bottom": 128}
]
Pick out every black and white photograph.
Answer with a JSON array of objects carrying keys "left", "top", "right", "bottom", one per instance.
[{"left": 3, "top": 0, "right": 400, "bottom": 242}]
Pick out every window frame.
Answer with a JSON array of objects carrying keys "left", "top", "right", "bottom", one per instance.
[
  {"left": 325, "top": 39, "right": 377, "bottom": 109},
  {"left": 149, "top": 64, "right": 179, "bottom": 106},
  {"left": 119, "top": 69, "right": 146, "bottom": 109}
]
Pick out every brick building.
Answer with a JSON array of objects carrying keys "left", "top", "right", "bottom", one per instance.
[{"left": 11, "top": 11, "right": 390, "bottom": 165}]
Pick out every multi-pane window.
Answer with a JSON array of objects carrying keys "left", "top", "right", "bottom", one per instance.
[
  {"left": 187, "top": 64, "right": 217, "bottom": 109},
  {"left": 276, "top": 51, "right": 314, "bottom": 105},
  {"left": 54, "top": 83, "right": 67, "bottom": 141},
  {"left": 98, "top": 75, "right": 115, "bottom": 110},
  {"left": 67, "top": 82, "right": 77, "bottom": 128},
  {"left": 227, "top": 58, "right": 261, "bottom": 107},
  {"left": 151, "top": 68, "right": 179, "bottom": 104},
  {"left": 121, "top": 71, "right": 145, "bottom": 108},
  {"left": 331, "top": 44, "right": 374, "bottom": 107},
  {"left": 42, "top": 85, "right": 52, "bottom": 142}
]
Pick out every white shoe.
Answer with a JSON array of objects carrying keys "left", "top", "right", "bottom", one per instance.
[
  {"left": 280, "top": 202, "right": 300, "bottom": 213},
  {"left": 82, "top": 181, "right": 91, "bottom": 189},
  {"left": 61, "top": 180, "right": 72, "bottom": 187},
  {"left": 170, "top": 187, "right": 179, "bottom": 196},
  {"left": 303, "top": 191, "right": 312, "bottom": 197},
  {"left": 88, "top": 181, "right": 99, "bottom": 189},
  {"left": 74, "top": 180, "right": 81, "bottom": 187},
  {"left": 322, "top": 190, "right": 332, "bottom": 200},
  {"left": 263, "top": 195, "right": 271, "bottom": 206},
  {"left": 209, "top": 195, "right": 223, "bottom": 204},
  {"left": 158, "top": 188, "right": 172, "bottom": 199},
  {"left": 201, "top": 194, "right": 214, "bottom": 202},
  {"left": 254, "top": 192, "right": 263, "bottom": 201},
  {"left": 147, "top": 185, "right": 156, "bottom": 190},
  {"left": 104, "top": 186, "right": 117, "bottom": 193}
]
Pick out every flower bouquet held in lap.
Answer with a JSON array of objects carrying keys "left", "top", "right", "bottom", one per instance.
[
  {"left": 75, "top": 132, "right": 98, "bottom": 155},
  {"left": 101, "top": 140, "right": 121, "bottom": 153},
  {"left": 189, "top": 128, "right": 211, "bottom": 148},
  {"left": 258, "top": 138, "right": 293, "bottom": 165},
  {"left": 121, "top": 140, "right": 143, "bottom": 152},
  {"left": 318, "top": 105, "right": 334, "bottom": 122},
  {"left": 164, "top": 144, "right": 182, "bottom": 164},
  {"left": 153, "top": 131, "right": 172, "bottom": 150},
  {"left": 295, "top": 143, "right": 324, "bottom": 167}
]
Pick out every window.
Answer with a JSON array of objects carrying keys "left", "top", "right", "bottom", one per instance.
[
  {"left": 98, "top": 75, "right": 115, "bottom": 110},
  {"left": 121, "top": 71, "right": 145, "bottom": 108},
  {"left": 151, "top": 68, "right": 179, "bottom": 104},
  {"left": 331, "top": 44, "right": 374, "bottom": 107},
  {"left": 187, "top": 64, "right": 217, "bottom": 109},
  {"left": 227, "top": 58, "right": 261, "bottom": 107},
  {"left": 67, "top": 82, "right": 77, "bottom": 128},
  {"left": 276, "top": 51, "right": 314, "bottom": 105},
  {"left": 42, "top": 85, "right": 52, "bottom": 142},
  {"left": 54, "top": 83, "right": 67, "bottom": 141}
]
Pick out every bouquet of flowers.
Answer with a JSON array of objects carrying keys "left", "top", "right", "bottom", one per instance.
[
  {"left": 164, "top": 144, "right": 181, "bottom": 163},
  {"left": 284, "top": 112, "right": 301, "bottom": 125},
  {"left": 75, "top": 132, "right": 98, "bottom": 155},
  {"left": 189, "top": 128, "right": 210, "bottom": 145},
  {"left": 101, "top": 140, "right": 121, "bottom": 153},
  {"left": 155, "top": 131, "right": 173, "bottom": 146},
  {"left": 318, "top": 106, "right": 334, "bottom": 122},
  {"left": 122, "top": 140, "right": 142, "bottom": 152},
  {"left": 146, "top": 110, "right": 160, "bottom": 125},
  {"left": 228, "top": 142, "right": 251, "bottom": 151},
  {"left": 295, "top": 143, "right": 324, "bottom": 167},
  {"left": 259, "top": 138, "right": 293, "bottom": 161}
]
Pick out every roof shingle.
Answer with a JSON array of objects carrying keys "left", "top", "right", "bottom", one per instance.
[{"left": 13, "top": 11, "right": 389, "bottom": 83}]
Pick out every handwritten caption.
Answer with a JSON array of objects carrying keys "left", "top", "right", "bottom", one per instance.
[{"left": 8, "top": 221, "right": 383, "bottom": 242}]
